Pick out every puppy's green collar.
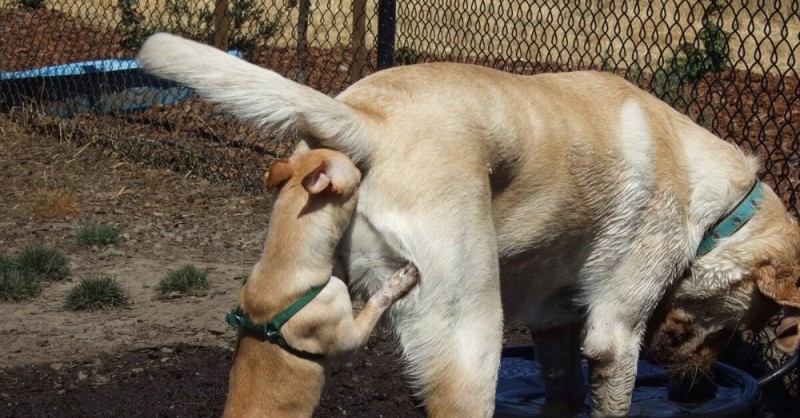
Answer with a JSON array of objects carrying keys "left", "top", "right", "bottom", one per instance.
[
  {"left": 225, "top": 280, "right": 329, "bottom": 359},
  {"left": 696, "top": 181, "right": 764, "bottom": 257}
]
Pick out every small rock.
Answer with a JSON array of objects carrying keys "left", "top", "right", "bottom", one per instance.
[
  {"left": 130, "top": 368, "right": 144, "bottom": 374},
  {"left": 103, "top": 248, "right": 125, "bottom": 258},
  {"left": 152, "top": 292, "right": 180, "bottom": 301},
  {"left": 77, "top": 371, "right": 88, "bottom": 381},
  {"left": 208, "top": 326, "right": 226, "bottom": 336},
  {"left": 161, "top": 347, "right": 174, "bottom": 354},
  {"left": 50, "top": 362, "right": 64, "bottom": 371},
  {"left": 160, "top": 357, "right": 169, "bottom": 363}
]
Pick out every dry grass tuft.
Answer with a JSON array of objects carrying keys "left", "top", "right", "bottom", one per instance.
[{"left": 34, "top": 188, "right": 79, "bottom": 218}]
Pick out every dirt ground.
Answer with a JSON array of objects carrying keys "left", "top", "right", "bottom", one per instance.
[{"left": 0, "top": 115, "right": 442, "bottom": 417}]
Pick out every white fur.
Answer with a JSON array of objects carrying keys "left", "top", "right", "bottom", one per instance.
[
  {"left": 679, "top": 116, "right": 761, "bottom": 249},
  {"left": 137, "top": 33, "right": 376, "bottom": 164},
  {"left": 618, "top": 99, "right": 654, "bottom": 185}
]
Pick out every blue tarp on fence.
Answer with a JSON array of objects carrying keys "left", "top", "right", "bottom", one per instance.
[{"left": 0, "top": 51, "right": 243, "bottom": 117}]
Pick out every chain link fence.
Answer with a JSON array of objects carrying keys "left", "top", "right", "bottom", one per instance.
[
  {"left": 1, "top": 0, "right": 799, "bottom": 412},
  {"left": 1, "top": 0, "right": 381, "bottom": 190}
]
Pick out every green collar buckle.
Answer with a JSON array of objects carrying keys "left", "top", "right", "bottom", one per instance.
[{"left": 226, "top": 280, "right": 329, "bottom": 359}]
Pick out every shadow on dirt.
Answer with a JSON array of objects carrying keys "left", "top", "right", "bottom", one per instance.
[{"left": 0, "top": 334, "right": 423, "bottom": 418}]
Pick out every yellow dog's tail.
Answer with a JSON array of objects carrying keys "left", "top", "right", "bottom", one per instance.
[{"left": 137, "top": 33, "right": 376, "bottom": 164}]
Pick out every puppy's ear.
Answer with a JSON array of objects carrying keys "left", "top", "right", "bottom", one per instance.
[
  {"left": 775, "top": 307, "right": 800, "bottom": 354},
  {"left": 265, "top": 159, "right": 294, "bottom": 191},
  {"left": 302, "top": 155, "right": 361, "bottom": 197},
  {"left": 302, "top": 165, "right": 333, "bottom": 194},
  {"left": 754, "top": 264, "right": 800, "bottom": 308}
]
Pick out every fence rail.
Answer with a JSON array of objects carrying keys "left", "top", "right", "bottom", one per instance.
[{"left": 1, "top": 0, "right": 799, "bottom": 410}]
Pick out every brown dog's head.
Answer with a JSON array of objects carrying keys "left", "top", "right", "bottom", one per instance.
[
  {"left": 266, "top": 149, "right": 361, "bottom": 198},
  {"left": 264, "top": 148, "right": 362, "bottom": 245},
  {"left": 645, "top": 186, "right": 800, "bottom": 380},
  {"left": 241, "top": 149, "right": 361, "bottom": 319}
]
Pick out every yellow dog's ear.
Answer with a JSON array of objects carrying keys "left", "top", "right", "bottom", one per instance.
[
  {"left": 754, "top": 265, "right": 800, "bottom": 354},
  {"left": 265, "top": 159, "right": 294, "bottom": 191},
  {"left": 755, "top": 264, "right": 800, "bottom": 308}
]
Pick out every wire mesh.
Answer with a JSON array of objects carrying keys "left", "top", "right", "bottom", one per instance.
[
  {"left": 1, "top": 0, "right": 799, "bottom": 412},
  {"left": 1, "top": 0, "right": 380, "bottom": 191}
]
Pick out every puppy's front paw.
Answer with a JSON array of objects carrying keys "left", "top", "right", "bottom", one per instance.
[{"left": 383, "top": 264, "right": 419, "bottom": 301}]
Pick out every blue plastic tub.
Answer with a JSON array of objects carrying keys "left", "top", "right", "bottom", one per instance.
[
  {"left": 496, "top": 345, "right": 760, "bottom": 417},
  {"left": 0, "top": 51, "right": 242, "bottom": 117}
]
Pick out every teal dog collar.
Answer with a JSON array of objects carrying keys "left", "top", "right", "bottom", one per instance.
[{"left": 696, "top": 181, "right": 764, "bottom": 257}]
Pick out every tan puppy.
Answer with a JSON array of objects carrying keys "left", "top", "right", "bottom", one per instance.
[
  {"left": 140, "top": 34, "right": 800, "bottom": 417},
  {"left": 223, "top": 149, "right": 418, "bottom": 418}
]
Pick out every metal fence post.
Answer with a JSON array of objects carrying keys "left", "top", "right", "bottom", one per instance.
[
  {"left": 350, "top": 0, "right": 368, "bottom": 82},
  {"left": 377, "top": 0, "right": 396, "bottom": 70},
  {"left": 212, "top": 0, "right": 230, "bottom": 51},
  {"left": 297, "top": 0, "right": 311, "bottom": 84}
]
